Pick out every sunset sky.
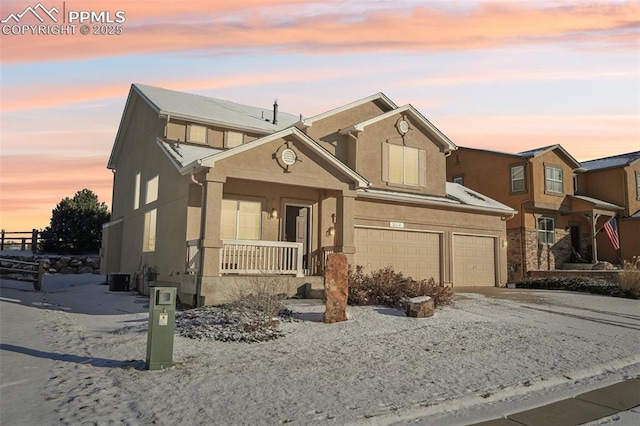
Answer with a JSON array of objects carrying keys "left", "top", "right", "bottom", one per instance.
[{"left": 1, "top": 0, "right": 638, "bottom": 231}]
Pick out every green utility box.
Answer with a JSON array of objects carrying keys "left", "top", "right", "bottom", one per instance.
[{"left": 145, "top": 286, "right": 176, "bottom": 370}]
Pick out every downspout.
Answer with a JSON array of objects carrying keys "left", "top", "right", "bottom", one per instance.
[{"left": 191, "top": 170, "right": 205, "bottom": 307}]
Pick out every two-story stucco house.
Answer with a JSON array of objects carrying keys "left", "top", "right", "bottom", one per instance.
[
  {"left": 577, "top": 151, "right": 640, "bottom": 264},
  {"left": 446, "top": 145, "right": 625, "bottom": 281},
  {"left": 101, "top": 84, "right": 516, "bottom": 306}
]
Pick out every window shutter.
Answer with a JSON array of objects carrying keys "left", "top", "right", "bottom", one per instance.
[
  {"left": 418, "top": 149, "right": 427, "bottom": 187},
  {"left": 382, "top": 142, "right": 390, "bottom": 182}
]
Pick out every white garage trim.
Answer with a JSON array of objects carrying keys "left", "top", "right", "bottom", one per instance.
[
  {"left": 452, "top": 233, "right": 498, "bottom": 286},
  {"left": 354, "top": 225, "right": 444, "bottom": 282}
]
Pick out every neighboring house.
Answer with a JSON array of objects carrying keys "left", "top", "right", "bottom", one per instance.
[
  {"left": 102, "top": 84, "right": 515, "bottom": 306},
  {"left": 577, "top": 151, "right": 640, "bottom": 264},
  {"left": 446, "top": 145, "right": 624, "bottom": 282}
]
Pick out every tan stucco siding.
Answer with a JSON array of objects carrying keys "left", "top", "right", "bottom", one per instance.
[
  {"left": 305, "top": 100, "right": 391, "bottom": 161},
  {"left": 580, "top": 165, "right": 640, "bottom": 217},
  {"left": 355, "top": 115, "right": 447, "bottom": 197},
  {"left": 529, "top": 152, "right": 576, "bottom": 207}
]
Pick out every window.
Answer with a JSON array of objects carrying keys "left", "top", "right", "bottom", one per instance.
[
  {"left": 453, "top": 175, "right": 464, "bottom": 185},
  {"left": 545, "top": 165, "right": 563, "bottom": 194},
  {"left": 145, "top": 175, "right": 159, "bottom": 204},
  {"left": 383, "top": 143, "right": 425, "bottom": 187},
  {"left": 143, "top": 209, "right": 157, "bottom": 252},
  {"left": 511, "top": 165, "right": 525, "bottom": 192},
  {"left": 225, "top": 131, "right": 244, "bottom": 148},
  {"left": 537, "top": 217, "right": 555, "bottom": 245},
  {"left": 636, "top": 171, "right": 640, "bottom": 200},
  {"left": 573, "top": 174, "right": 578, "bottom": 194},
  {"left": 134, "top": 172, "right": 141, "bottom": 210},
  {"left": 221, "top": 200, "right": 262, "bottom": 240},
  {"left": 188, "top": 124, "right": 207, "bottom": 143}
]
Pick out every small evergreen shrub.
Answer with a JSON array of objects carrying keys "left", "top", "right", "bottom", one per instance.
[
  {"left": 514, "top": 276, "right": 638, "bottom": 299},
  {"left": 347, "top": 265, "right": 453, "bottom": 308}
]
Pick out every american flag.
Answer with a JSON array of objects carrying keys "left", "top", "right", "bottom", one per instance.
[{"left": 603, "top": 217, "right": 620, "bottom": 250}]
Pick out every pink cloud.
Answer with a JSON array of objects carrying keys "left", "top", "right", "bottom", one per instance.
[{"left": 1, "top": 1, "right": 637, "bottom": 63}]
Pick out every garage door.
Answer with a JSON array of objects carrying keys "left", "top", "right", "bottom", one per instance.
[
  {"left": 453, "top": 234, "right": 496, "bottom": 286},
  {"left": 354, "top": 227, "right": 441, "bottom": 281}
]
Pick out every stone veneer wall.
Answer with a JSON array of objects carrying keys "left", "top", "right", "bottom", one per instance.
[
  {"left": 523, "top": 228, "right": 572, "bottom": 273},
  {"left": 507, "top": 229, "right": 524, "bottom": 282},
  {"left": 0, "top": 255, "right": 101, "bottom": 274}
]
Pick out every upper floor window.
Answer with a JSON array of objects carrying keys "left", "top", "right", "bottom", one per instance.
[
  {"left": 545, "top": 165, "right": 563, "bottom": 194},
  {"left": 573, "top": 174, "right": 578, "bottom": 194},
  {"left": 382, "top": 143, "right": 426, "bottom": 187},
  {"left": 145, "top": 175, "right": 159, "bottom": 204},
  {"left": 510, "top": 165, "right": 525, "bottom": 193},
  {"left": 143, "top": 208, "right": 157, "bottom": 252},
  {"left": 133, "top": 172, "right": 141, "bottom": 210},
  {"left": 225, "top": 131, "right": 244, "bottom": 148},
  {"left": 636, "top": 171, "right": 640, "bottom": 200},
  {"left": 188, "top": 124, "right": 207, "bottom": 144},
  {"left": 221, "top": 199, "right": 262, "bottom": 240},
  {"left": 453, "top": 175, "right": 464, "bottom": 185},
  {"left": 537, "top": 217, "right": 555, "bottom": 245}
]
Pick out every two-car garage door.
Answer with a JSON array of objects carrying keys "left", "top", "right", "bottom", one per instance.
[
  {"left": 354, "top": 227, "right": 496, "bottom": 286},
  {"left": 354, "top": 228, "right": 441, "bottom": 282}
]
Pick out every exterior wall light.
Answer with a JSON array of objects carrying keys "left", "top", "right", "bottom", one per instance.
[
  {"left": 327, "top": 226, "right": 335, "bottom": 237},
  {"left": 269, "top": 208, "right": 278, "bottom": 219}
]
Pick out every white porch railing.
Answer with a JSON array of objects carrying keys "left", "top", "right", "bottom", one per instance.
[
  {"left": 220, "top": 239, "right": 304, "bottom": 277},
  {"left": 186, "top": 239, "right": 200, "bottom": 274}
]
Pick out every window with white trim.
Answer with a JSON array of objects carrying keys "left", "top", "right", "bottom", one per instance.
[
  {"left": 510, "top": 165, "right": 525, "bottom": 192},
  {"left": 453, "top": 175, "right": 464, "bottom": 185},
  {"left": 143, "top": 209, "right": 157, "bottom": 252},
  {"left": 537, "top": 217, "right": 555, "bottom": 245},
  {"left": 383, "top": 143, "right": 426, "bottom": 187},
  {"left": 221, "top": 200, "right": 262, "bottom": 240},
  {"left": 188, "top": 124, "right": 207, "bottom": 143},
  {"left": 545, "top": 165, "right": 563, "bottom": 194},
  {"left": 225, "top": 131, "right": 244, "bottom": 148},
  {"left": 134, "top": 172, "right": 141, "bottom": 210},
  {"left": 145, "top": 175, "right": 159, "bottom": 204}
]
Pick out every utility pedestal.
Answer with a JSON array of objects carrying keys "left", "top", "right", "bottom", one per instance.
[{"left": 145, "top": 287, "right": 176, "bottom": 370}]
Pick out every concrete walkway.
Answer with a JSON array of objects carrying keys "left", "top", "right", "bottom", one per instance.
[{"left": 471, "top": 378, "right": 640, "bottom": 426}]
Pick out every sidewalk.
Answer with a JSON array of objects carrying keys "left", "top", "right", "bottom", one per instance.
[{"left": 471, "top": 378, "right": 640, "bottom": 426}]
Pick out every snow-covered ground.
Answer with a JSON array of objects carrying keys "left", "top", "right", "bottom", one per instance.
[{"left": 1, "top": 275, "right": 639, "bottom": 425}]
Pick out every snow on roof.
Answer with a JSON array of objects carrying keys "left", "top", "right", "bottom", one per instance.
[
  {"left": 517, "top": 144, "right": 557, "bottom": 157},
  {"left": 300, "top": 92, "right": 397, "bottom": 126},
  {"left": 580, "top": 151, "right": 640, "bottom": 171},
  {"left": 445, "top": 182, "right": 516, "bottom": 213},
  {"left": 134, "top": 84, "right": 300, "bottom": 134},
  {"left": 570, "top": 195, "right": 624, "bottom": 210},
  {"left": 157, "top": 139, "right": 222, "bottom": 172},
  {"left": 358, "top": 184, "right": 516, "bottom": 215}
]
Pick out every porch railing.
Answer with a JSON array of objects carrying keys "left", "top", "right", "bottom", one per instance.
[
  {"left": 220, "top": 239, "right": 304, "bottom": 277},
  {"left": 186, "top": 239, "right": 200, "bottom": 274}
]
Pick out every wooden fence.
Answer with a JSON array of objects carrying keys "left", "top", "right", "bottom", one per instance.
[
  {"left": 0, "top": 257, "right": 45, "bottom": 291},
  {"left": 0, "top": 229, "right": 41, "bottom": 253}
]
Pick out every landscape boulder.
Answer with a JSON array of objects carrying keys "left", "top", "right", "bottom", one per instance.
[
  {"left": 405, "top": 296, "right": 435, "bottom": 318},
  {"left": 323, "top": 253, "right": 348, "bottom": 323},
  {"left": 592, "top": 261, "right": 614, "bottom": 270}
]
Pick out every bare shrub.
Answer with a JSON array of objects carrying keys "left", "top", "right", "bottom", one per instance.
[
  {"left": 228, "top": 275, "right": 292, "bottom": 328},
  {"left": 619, "top": 256, "right": 640, "bottom": 298},
  {"left": 348, "top": 265, "right": 453, "bottom": 308}
]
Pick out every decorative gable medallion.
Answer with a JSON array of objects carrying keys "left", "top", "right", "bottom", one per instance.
[
  {"left": 275, "top": 143, "right": 299, "bottom": 173},
  {"left": 396, "top": 117, "right": 410, "bottom": 135}
]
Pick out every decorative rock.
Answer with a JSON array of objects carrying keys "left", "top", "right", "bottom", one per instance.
[
  {"left": 406, "top": 296, "right": 435, "bottom": 318},
  {"left": 323, "top": 253, "right": 348, "bottom": 323},
  {"left": 592, "top": 261, "right": 614, "bottom": 270},
  {"left": 77, "top": 266, "right": 94, "bottom": 274},
  {"left": 48, "top": 268, "right": 57, "bottom": 274},
  {"left": 53, "top": 259, "right": 67, "bottom": 270},
  {"left": 60, "top": 267, "right": 76, "bottom": 274},
  {"left": 70, "top": 259, "right": 83, "bottom": 267}
]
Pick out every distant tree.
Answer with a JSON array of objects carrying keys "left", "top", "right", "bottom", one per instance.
[{"left": 40, "top": 189, "right": 110, "bottom": 254}]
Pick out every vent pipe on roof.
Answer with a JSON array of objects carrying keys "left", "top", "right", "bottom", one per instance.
[{"left": 273, "top": 99, "right": 278, "bottom": 125}]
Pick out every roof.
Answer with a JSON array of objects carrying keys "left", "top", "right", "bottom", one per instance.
[
  {"left": 157, "top": 127, "right": 370, "bottom": 188},
  {"left": 133, "top": 84, "right": 300, "bottom": 134},
  {"left": 580, "top": 151, "right": 640, "bottom": 172},
  {"left": 456, "top": 144, "right": 581, "bottom": 169},
  {"left": 340, "top": 104, "right": 457, "bottom": 152},
  {"left": 569, "top": 195, "right": 624, "bottom": 211},
  {"left": 298, "top": 92, "right": 397, "bottom": 128},
  {"left": 357, "top": 183, "right": 516, "bottom": 216}
]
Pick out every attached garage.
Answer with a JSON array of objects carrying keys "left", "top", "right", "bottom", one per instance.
[
  {"left": 453, "top": 234, "right": 496, "bottom": 286},
  {"left": 354, "top": 227, "right": 442, "bottom": 282}
]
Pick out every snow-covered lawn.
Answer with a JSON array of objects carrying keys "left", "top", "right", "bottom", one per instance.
[{"left": 1, "top": 275, "right": 639, "bottom": 425}]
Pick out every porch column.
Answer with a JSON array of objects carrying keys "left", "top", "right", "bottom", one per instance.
[
  {"left": 199, "top": 178, "right": 225, "bottom": 278},
  {"left": 584, "top": 212, "right": 600, "bottom": 263},
  {"left": 335, "top": 190, "right": 357, "bottom": 264}
]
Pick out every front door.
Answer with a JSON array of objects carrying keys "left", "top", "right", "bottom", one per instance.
[{"left": 284, "top": 205, "right": 311, "bottom": 270}]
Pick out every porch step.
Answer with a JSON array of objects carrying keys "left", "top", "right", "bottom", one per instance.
[{"left": 302, "top": 278, "right": 325, "bottom": 300}]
